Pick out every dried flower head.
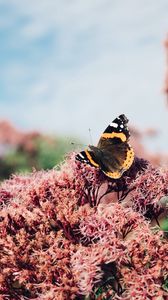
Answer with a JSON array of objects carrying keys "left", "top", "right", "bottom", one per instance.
[{"left": 0, "top": 153, "right": 168, "bottom": 299}]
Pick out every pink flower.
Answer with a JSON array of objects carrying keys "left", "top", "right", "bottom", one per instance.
[{"left": 0, "top": 153, "right": 168, "bottom": 299}]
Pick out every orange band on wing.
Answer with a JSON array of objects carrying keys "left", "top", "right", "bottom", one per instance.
[
  {"left": 85, "top": 150, "right": 99, "bottom": 167},
  {"left": 122, "top": 147, "right": 134, "bottom": 169},
  {"left": 101, "top": 132, "right": 126, "bottom": 142},
  {"left": 103, "top": 170, "right": 121, "bottom": 179}
]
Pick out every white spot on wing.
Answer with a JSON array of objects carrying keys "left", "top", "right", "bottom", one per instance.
[{"left": 110, "top": 122, "right": 118, "bottom": 128}]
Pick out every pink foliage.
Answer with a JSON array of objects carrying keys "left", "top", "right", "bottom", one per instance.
[
  {"left": 130, "top": 126, "right": 168, "bottom": 167},
  {"left": 127, "top": 164, "right": 168, "bottom": 214},
  {"left": 0, "top": 153, "right": 168, "bottom": 299},
  {"left": 0, "top": 120, "right": 41, "bottom": 154},
  {"left": 164, "top": 34, "right": 168, "bottom": 99}
]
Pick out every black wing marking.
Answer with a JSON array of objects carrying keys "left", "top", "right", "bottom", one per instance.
[
  {"left": 76, "top": 150, "right": 100, "bottom": 168},
  {"left": 97, "top": 114, "right": 130, "bottom": 148},
  {"left": 99, "top": 114, "right": 130, "bottom": 142}
]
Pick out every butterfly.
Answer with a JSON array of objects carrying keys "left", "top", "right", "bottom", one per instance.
[{"left": 75, "top": 114, "right": 134, "bottom": 179}]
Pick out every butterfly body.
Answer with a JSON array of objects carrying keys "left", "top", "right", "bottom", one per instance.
[{"left": 76, "top": 114, "right": 134, "bottom": 179}]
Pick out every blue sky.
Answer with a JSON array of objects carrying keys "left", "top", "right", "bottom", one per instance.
[{"left": 0, "top": 0, "right": 168, "bottom": 151}]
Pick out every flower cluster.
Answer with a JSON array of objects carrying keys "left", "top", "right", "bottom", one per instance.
[
  {"left": 123, "top": 164, "right": 168, "bottom": 215},
  {"left": 0, "top": 153, "right": 168, "bottom": 299}
]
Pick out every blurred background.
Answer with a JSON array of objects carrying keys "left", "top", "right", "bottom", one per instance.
[{"left": 0, "top": 0, "right": 168, "bottom": 180}]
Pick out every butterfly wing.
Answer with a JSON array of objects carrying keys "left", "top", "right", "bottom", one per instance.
[
  {"left": 75, "top": 150, "right": 100, "bottom": 168},
  {"left": 97, "top": 114, "right": 134, "bottom": 178},
  {"left": 98, "top": 114, "right": 130, "bottom": 143},
  {"left": 75, "top": 114, "right": 134, "bottom": 179},
  {"left": 97, "top": 139, "right": 134, "bottom": 178}
]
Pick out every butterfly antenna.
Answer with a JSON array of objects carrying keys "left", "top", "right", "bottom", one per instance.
[
  {"left": 88, "top": 128, "right": 93, "bottom": 145},
  {"left": 71, "top": 142, "right": 88, "bottom": 147}
]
